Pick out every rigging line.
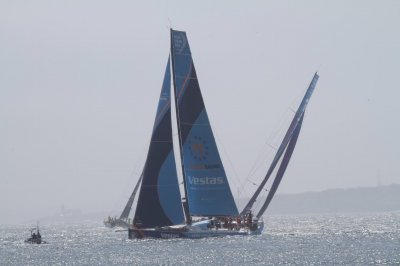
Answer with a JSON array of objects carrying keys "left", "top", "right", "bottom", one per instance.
[
  {"left": 249, "top": 181, "right": 269, "bottom": 191},
  {"left": 246, "top": 134, "right": 282, "bottom": 180},
  {"left": 242, "top": 106, "right": 293, "bottom": 184},
  {"left": 242, "top": 119, "right": 282, "bottom": 181},
  {"left": 253, "top": 185, "right": 270, "bottom": 212},
  {"left": 253, "top": 167, "right": 280, "bottom": 213},
  {"left": 239, "top": 142, "right": 273, "bottom": 191},
  {"left": 239, "top": 105, "right": 298, "bottom": 199},
  {"left": 109, "top": 139, "right": 148, "bottom": 214},
  {"left": 244, "top": 123, "right": 290, "bottom": 208},
  {"left": 237, "top": 159, "right": 267, "bottom": 201},
  {"left": 267, "top": 143, "right": 278, "bottom": 151},
  {"left": 210, "top": 120, "right": 243, "bottom": 202}
]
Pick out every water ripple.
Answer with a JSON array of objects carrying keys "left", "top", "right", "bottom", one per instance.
[{"left": 1, "top": 212, "right": 399, "bottom": 265}]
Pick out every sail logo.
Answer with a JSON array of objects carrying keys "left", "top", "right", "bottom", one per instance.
[
  {"left": 188, "top": 135, "right": 209, "bottom": 161},
  {"left": 192, "top": 143, "right": 204, "bottom": 158},
  {"left": 188, "top": 176, "right": 224, "bottom": 185},
  {"left": 173, "top": 33, "right": 187, "bottom": 53}
]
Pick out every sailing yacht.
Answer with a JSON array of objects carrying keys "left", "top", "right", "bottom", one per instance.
[
  {"left": 125, "top": 29, "right": 319, "bottom": 239},
  {"left": 103, "top": 175, "right": 142, "bottom": 228}
]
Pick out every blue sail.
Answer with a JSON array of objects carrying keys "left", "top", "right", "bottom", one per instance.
[
  {"left": 133, "top": 57, "right": 185, "bottom": 228},
  {"left": 170, "top": 29, "right": 238, "bottom": 217}
]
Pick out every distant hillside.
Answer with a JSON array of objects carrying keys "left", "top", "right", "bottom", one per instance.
[
  {"left": 257, "top": 184, "right": 400, "bottom": 214},
  {"left": 29, "top": 184, "right": 400, "bottom": 224}
]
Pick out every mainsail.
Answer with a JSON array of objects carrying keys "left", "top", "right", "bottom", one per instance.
[
  {"left": 133, "top": 57, "right": 185, "bottom": 228},
  {"left": 241, "top": 73, "right": 319, "bottom": 216},
  {"left": 170, "top": 29, "right": 239, "bottom": 217}
]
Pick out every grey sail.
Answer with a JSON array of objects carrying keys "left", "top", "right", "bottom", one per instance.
[
  {"left": 241, "top": 72, "right": 319, "bottom": 215},
  {"left": 119, "top": 174, "right": 143, "bottom": 220},
  {"left": 256, "top": 113, "right": 304, "bottom": 218}
]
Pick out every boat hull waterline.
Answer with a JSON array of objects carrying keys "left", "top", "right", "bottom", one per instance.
[
  {"left": 128, "top": 220, "right": 264, "bottom": 239},
  {"left": 103, "top": 219, "right": 129, "bottom": 229}
]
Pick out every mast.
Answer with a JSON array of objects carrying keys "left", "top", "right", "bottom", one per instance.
[
  {"left": 119, "top": 174, "right": 143, "bottom": 220},
  {"left": 241, "top": 72, "right": 319, "bottom": 215},
  {"left": 170, "top": 28, "right": 191, "bottom": 223}
]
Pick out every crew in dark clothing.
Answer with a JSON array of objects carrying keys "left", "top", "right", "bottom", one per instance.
[
  {"left": 247, "top": 211, "right": 253, "bottom": 227},
  {"left": 236, "top": 216, "right": 241, "bottom": 229}
]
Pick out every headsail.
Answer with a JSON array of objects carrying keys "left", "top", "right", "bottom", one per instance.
[
  {"left": 119, "top": 174, "right": 142, "bottom": 220},
  {"left": 170, "top": 29, "right": 238, "bottom": 217},
  {"left": 241, "top": 72, "right": 319, "bottom": 215},
  {"left": 133, "top": 57, "right": 185, "bottom": 228}
]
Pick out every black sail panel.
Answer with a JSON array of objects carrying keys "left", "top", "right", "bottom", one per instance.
[{"left": 133, "top": 58, "right": 185, "bottom": 228}]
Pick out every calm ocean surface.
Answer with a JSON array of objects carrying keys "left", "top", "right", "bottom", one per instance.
[{"left": 1, "top": 212, "right": 399, "bottom": 265}]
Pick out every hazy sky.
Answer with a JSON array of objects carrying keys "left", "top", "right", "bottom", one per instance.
[{"left": 1, "top": 0, "right": 399, "bottom": 223}]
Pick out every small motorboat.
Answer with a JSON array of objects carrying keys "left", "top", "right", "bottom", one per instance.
[{"left": 25, "top": 224, "right": 47, "bottom": 244}]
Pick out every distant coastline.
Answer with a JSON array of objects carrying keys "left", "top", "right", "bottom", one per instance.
[
  {"left": 255, "top": 184, "right": 400, "bottom": 215},
  {"left": 5, "top": 184, "right": 399, "bottom": 225}
]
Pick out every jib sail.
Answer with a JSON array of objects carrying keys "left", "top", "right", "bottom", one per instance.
[{"left": 170, "top": 29, "right": 238, "bottom": 217}]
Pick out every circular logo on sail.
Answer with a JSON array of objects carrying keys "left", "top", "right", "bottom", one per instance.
[
  {"left": 173, "top": 33, "right": 187, "bottom": 53},
  {"left": 188, "top": 135, "right": 209, "bottom": 161}
]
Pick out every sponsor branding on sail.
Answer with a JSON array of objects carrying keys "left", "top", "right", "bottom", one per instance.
[
  {"left": 173, "top": 32, "right": 187, "bottom": 53},
  {"left": 189, "top": 135, "right": 209, "bottom": 161},
  {"left": 188, "top": 176, "right": 224, "bottom": 185}
]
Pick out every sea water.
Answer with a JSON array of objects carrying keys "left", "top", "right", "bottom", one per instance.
[{"left": 1, "top": 212, "right": 399, "bottom": 265}]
